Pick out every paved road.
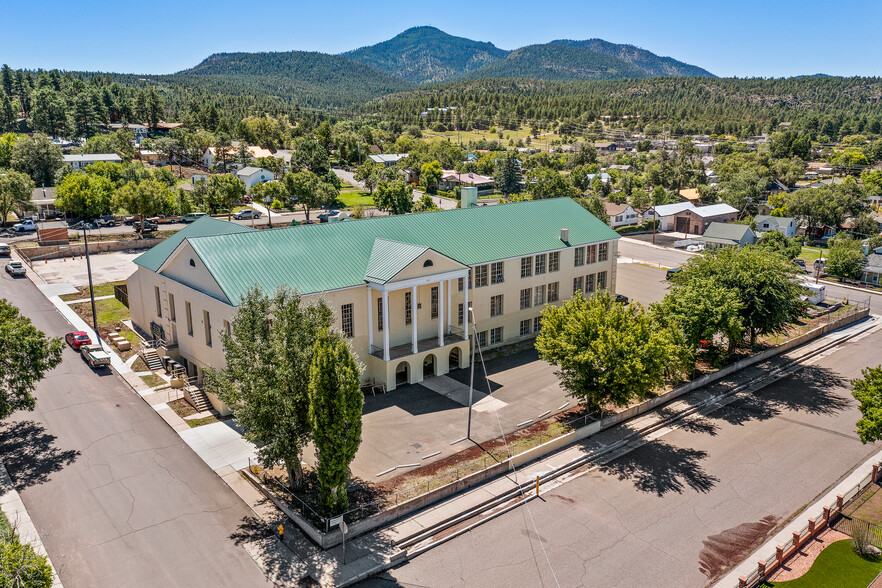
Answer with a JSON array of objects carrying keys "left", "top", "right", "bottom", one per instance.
[
  {"left": 0, "top": 273, "right": 271, "bottom": 585},
  {"left": 615, "top": 262, "right": 669, "bottom": 306},
  {"left": 363, "top": 324, "right": 882, "bottom": 588},
  {"left": 619, "top": 238, "right": 882, "bottom": 315}
]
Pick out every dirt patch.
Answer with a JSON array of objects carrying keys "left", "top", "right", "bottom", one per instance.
[
  {"left": 168, "top": 398, "right": 197, "bottom": 419},
  {"left": 844, "top": 483, "right": 882, "bottom": 523},
  {"left": 699, "top": 515, "right": 780, "bottom": 580}
]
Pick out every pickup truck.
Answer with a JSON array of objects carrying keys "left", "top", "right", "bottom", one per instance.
[
  {"left": 132, "top": 220, "right": 158, "bottom": 232},
  {"left": 81, "top": 344, "right": 111, "bottom": 369},
  {"left": 153, "top": 215, "right": 179, "bottom": 224},
  {"left": 12, "top": 219, "right": 36, "bottom": 232}
]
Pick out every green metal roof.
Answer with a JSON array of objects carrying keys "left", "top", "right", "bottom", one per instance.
[
  {"left": 163, "top": 198, "right": 619, "bottom": 304},
  {"left": 134, "top": 216, "right": 254, "bottom": 272},
  {"left": 364, "top": 239, "right": 430, "bottom": 284}
]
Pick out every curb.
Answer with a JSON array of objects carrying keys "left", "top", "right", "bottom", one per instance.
[{"left": 817, "top": 278, "right": 882, "bottom": 297}]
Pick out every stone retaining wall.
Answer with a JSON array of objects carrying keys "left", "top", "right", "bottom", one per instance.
[{"left": 16, "top": 238, "right": 163, "bottom": 263}]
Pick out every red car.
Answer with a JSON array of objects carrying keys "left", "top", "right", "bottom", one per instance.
[{"left": 65, "top": 331, "right": 92, "bottom": 350}]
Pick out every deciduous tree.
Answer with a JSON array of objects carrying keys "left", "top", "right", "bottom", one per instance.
[
  {"left": 374, "top": 179, "right": 413, "bottom": 215},
  {"left": 115, "top": 179, "right": 173, "bottom": 236},
  {"left": 653, "top": 279, "right": 744, "bottom": 353},
  {"left": 0, "top": 169, "right": 34, "bottom": 226},
  {"left": 55, "top": 172, "right": 115, "bottom": 220},
  {"left": 853, "top": 366, "right": 882, "bottom": 444},
  {"left": 825, "top": 235, "right": 865, "bottom": 280},
  {"left": 10, "top": 134, "right": 62, "bottom": 187}
]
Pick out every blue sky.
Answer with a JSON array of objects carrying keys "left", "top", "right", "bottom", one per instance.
[{"left": 3, "top": 0, "right": 881, "bottom": 77}]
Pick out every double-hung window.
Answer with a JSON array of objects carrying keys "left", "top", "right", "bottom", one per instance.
[
  {"left": 490, "top": 295, "right": 503, "bottom": 317},
  {"left": 490, "top": 262, "right": 504, "bottom": 285},
  {"left": 521, "top": 257, "right": 533, "bottom": 278}
]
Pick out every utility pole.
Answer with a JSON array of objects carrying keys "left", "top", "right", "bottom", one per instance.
[{"left": 82, "top": 226, "right": 101, "bottom": 348}]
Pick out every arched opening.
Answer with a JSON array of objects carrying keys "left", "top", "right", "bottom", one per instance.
[
  {"left": 395, "top": 361, "right": 410, "bottom": 386},
  {"left": 449, "top": 347, "right": 461, "bottom": 371},
  {"left": 423, "top": 354, "right": 437, "bottom": 378}
]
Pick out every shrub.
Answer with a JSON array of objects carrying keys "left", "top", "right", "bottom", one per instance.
[
  {"left": 0, "top": 515, "right": 53, "bottom": 588},
  {"left": 271, "top": 199, "right": 282, "bottom": 210}
]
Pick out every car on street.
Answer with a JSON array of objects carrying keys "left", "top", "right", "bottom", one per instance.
[
  {"left": 180, "top": 212, "right": 208, "bottom": 223},
  {"left": 233, "top": 209, "right": 261, "bottom": 220},
  {"left": 65, "top": 331, "right": 92, "bottom": 350},
  {"left": 318, "top": 209, "right": 341, "bottom": 222},
  {"left": 81, "top": 344, "right": 111, "bottom": 369},
  {"left": 0, "top": 243, "right": 9, "bottom": 257},
  {"left": 615, "top": 293, "right": 630, "bottom": 305},
  {"left": 12, "top": 219, "right": 36, "bottom": 232},
  {"left": 122, "top": 216, "right": 137, "bottom": 225},
  {"left": 666, "top": 268, "right": 682, "bottom": 280},
  {"left": 4, "top": 261, "right": 25, "bottom": 276},
  {"left": 153, "top": 215, "right": 179, "bottom": 224},
  {"left": 94, "top": 215, "right": 118, "bottom": 227},
  {"left": 132, "top": 220, "right": 158, "bottom": 232}
]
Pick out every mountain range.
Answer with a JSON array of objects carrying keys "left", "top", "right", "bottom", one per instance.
[{"left": 174, "top": 26, "right": 714, "bottom": 105}]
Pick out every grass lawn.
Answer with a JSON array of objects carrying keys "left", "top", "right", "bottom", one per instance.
[
  {"left": 337, "top": 190, "right": 375, "bottom": 208},
  {"left": 761, "top": 540, "right": 882, "bottom": 587},
  {"left": 139, "top": 374, "right": 166, "bottom": 388},
  {"left": 70, "top": 297, "right": 140, "bottom": 359},
  {"left": 799, "top": 246, "right": 825, "bottom": 263},
  {"left": 60, "top": 281, "right": 125, "bottom": 302}
]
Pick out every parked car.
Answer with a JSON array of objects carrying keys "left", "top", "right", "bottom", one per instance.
[
  {"left": 95, "top": 215, "right": 118, "bottom": 227},
  {"left": 132, "top": 220, "right": 158, "bottom": 232},
  {"left": 122, "top": 216, "right": 137, "bottom": 225},
  {"left": 665, "top": 268, "right": 682, "bottom": 280},
  {"left": 5, "top": 261, "right": 25, "bottom": 276},
  {"left": 317, "top": 209, "right": 341, "bottom": 222},
  {"left": 0, "top": 243, "right": 10, "bottom": 257},
  {"left": 180, "top": 212, "right": 208, "bottom": 223},
  {"left": 153, "top": 215, "right": 179, "bottom": 224},
  {"left": 65, "top": 331, "right": 92, "bottom": 350},
  {"left": 81, "top": 344, "right": 111, "bottom": 369},
  {"left": 615, "top": 293, "right": 629, "bottom": 305},
  {"left": 233, "top": 209, "right": 261, "bottom": 220},
  {"left": 12, "top": 219, "right": 36, "bottom": 232}
]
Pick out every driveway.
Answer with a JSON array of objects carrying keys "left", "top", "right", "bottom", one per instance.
[{"left": 0, "top": 267, "right": 271, "bottom": 585}]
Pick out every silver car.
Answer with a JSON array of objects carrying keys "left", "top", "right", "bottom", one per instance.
[{"left": 233, "top": 209, "right": 262, "bottom": 220}]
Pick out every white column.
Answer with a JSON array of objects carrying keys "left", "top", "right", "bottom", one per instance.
[
  {"left": 411, "top": 286, "right": 418, "bottom": 354},
  {"left": 382, "top": 289, "right": 390, "bottom": 362},
  {"left": 438, "top": 280, "right": 444, "bottom": 346},
  {"left": 446, "top": 279, "right": 452, "bottom": 334},
  {"left": 367, "top": 287, "right": 373, "bottom": 351},
  {"left": 462, "top": 274, "right": 469, "bottom": 340}
]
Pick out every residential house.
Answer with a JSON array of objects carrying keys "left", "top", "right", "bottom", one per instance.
[
  {"left": 369, "top": 145, "right": 381, "bottom": 154},
  {"left": 62, "top": 153, "right": 123, "bottom": 170},
  {"left": 594, "top": 142, "right": 617, "bottom": 153},
  {"left": 604, "top": 202, "right": 639, "bottom": 228},
  {"left": 136, "top": 150, "right": 164, "bottom": 164},
  {"left": 202, "top": 145, "right": 273, "bottom": 169},
  {"left": 155, "top": 121, "right": 184, "bottom": 133},
  {"left": 608, "top": 164, "right": 632, "bottom": 173},
  {"left": 585, "top": 173, "right": 611, "bottom": 184},
  {"left": 755, "top": 215, "right": 796, "bottom": 238},
  {"left": 678, "top": 188, "right": 702, "bottom": 203},
  {"left": 693, "top": 142, "right": 713, "bottom": 153},
  {"left": 107, "top": 122, "right": 148, "bottom": 141},
  {"left": 126, "top": 199, "right": 620, "bottom": 406},
  {"left": 368, "top": 153, "right": 408, "bottom": 167},
  {"left": 31, "top": 187, "right": 57, "bottom": 218},
  {"left": 697, "top": 223, "right": 757, "bottom": 248},
  {"left": 673, "top": 203, "right": 739, "bottom": 235},
  {"left": 861, "top": 254, "right": 882, "bottom": 286},
  {"left": 236, "top": 167, "right": 275, "bottom": 191},
  {"left": 438, "top": 170, "right": 494, "bottom": 193}
]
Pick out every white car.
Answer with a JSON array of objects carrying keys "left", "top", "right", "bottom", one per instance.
[
  {"left": 12, "top": 219, "right": 36, "bottom": 232},
  {"left": 5, "top": 261, "right": 25, "bottom": 276}
]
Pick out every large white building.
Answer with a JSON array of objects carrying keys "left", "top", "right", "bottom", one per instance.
[{"left": 126, "top": 199, "right": 619, "bottom": 411}]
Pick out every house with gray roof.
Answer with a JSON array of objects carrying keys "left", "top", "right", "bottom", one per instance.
[
  {"left": 62, "top": 153, "right": 122, "bottom": 170},
  {"left": 755, "top": 215, "right": 796, "bottom": 238},
  {"left": 862, "top": 254, "right": 882, "bottom": 286},
  {"left": 696, "top": 222, "right": 757, "bottom": 248}
]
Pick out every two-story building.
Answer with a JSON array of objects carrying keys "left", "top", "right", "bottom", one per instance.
[
  {"left": 755, "top": 215, "right": 796, "bottom": 238},
  {"left": 126, "top": 199, "right": 619, "bottom": 410}
]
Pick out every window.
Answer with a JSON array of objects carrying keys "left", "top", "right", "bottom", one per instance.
[
  {"left": 573, "top": 276, "right": 584, "bottom": 295},
  {"left": 597, "top": 271, "right": 607, "bottom": 291},
  {"left": 477, "top": 330, "right": 488, "bottom": 347},
  {"left": 520, "top": 319, "right": 531, "bottom": 336},
  {"left": 533, "top": 316, "right": 542, "bottom": 333},
  {"left": 431, "top": 286, "right": 439, "bottom": 319},
  {"left": 458, "top": 277, "right": 464, "bottom": 292},
  {"left": 586, "top": 244, "right": 597, "bottom": 264},
  {"left": 405, "top": 292, "right": 412, "bottom": 325},
  {"left": 586, "top": 273, "right": 596, "bottom": 293},
  {"left": 520, "top": 288, "right": 532, "bottom": 310},
  {"left": 599, "top": 242, "right": 609, "bottom": 262},
  {"left": 534, "top": 284, "right": 546, "bottom": 306},
  {"left": 521, "top": 256, "right": 533, "bottom": 278},
  {"left": 377, "top": 297, "right": 383, "bottom": 331},
  {"left": 223, "top": 320, "right": 231, "bottom": 336},
  {"left": 423, "top": 259, "right": 434, "bottom": 267},
  {"left": 474, "top": 265, "right": 489, "bottom": 287},
  {"left": 491, "top": 262, "right": 504, "bottom": 285},
  {"left": 534, "top": 254, "right": 547, "bottom": 275},
  {"left": 490, "top": 327, "right": 503, "bottom": 345},
  {"left": 154, "top": 286, "right": 162, "bottom": 318},
  {"left": 490, "top": 294, "right": 503, "bottom": 317},
  {"left": 574, "top": 247, "right": 585, "bottom": 267},
  {"left": 458, "top": 303, "right": 464, "bottom": 326},
  {"left": 549, "top": 251, "right": 560, "bottom": 272},
  {"left": 547, "top": 282, "right": 559, "bottom": 303},
  {"left": 341, "top": 303, "right": 354, "bottom": 338},
  {"left": 203, "top": 310, "right": 212, "bottom": 346},
  {"left": 168, "top": 293, "right": 176, "bottom": 321},
  {"left": 185, "top": 301, "right": 193, "bottom": 336}
]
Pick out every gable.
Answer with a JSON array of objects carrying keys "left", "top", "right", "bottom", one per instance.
[
  {"left": 390, "top": 249, "right": 467, "bottom": 283},
  {"left": 159, "top": 242, "right": 231, "bottom": 304}
]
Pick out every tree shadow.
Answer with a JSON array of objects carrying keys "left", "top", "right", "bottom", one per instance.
[
  {"left": 656, "top": 407, "right": 720, "bottom": 436},
  {"left": 598, "top": 439, "right": 719, "bottom": 497},
  {"left": 0, "top": 420, "right": 79, "bottom": 489},
  {"left": 229, "top": 514, "right": 310, "bottom": 586},
  {"left": 710, "top": 364, "right": 850, "bottom": 427}
]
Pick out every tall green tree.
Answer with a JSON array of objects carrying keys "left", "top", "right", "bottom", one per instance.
[
  {"left": 55, "top": 172, "right": 115, "bottom": 219},
  {"left": 354, "top": 160, "right": 379, "bottom": 194},
  {"left": 420, "top": 160, "right": 442, "bottom": 192},
  {"left": 653, "top": 278, "right": 744, "bottom": 353},
  {"left": 755, "top": 230, "right": 802, "bottom": 260},
  {"left": 291, "top": 138, "right": 330, "bottom": 176},
  {"left": 494, "top": 152, "right": 522, "bottom": 197},
  {"left": 0, "top": 300, "right": 63, "bottom": 421},
  {"left": 205, "top": 287, "right": 333, "bottom": 487},
  {"left": 284, "top": 170, "right": 337, "bottom": 222},
  {"left": 115, "top": 179, "right": 174, "bottom": 236},
  {"left": 10, "top": 134, "right": 62, "bottom": 187},
  {"left": 374, "top": 179, "right": 413, "bottom": 215},
  {"left": 853, "top": 366, "right": 882, "bottom": 444},
  {"left": 0, "top": 170, "right": 34, "bottom": 227},
  {"left": 535, "top": 292, "right": 691, "bottom": 413},
  {"left": 208, "top": 174, "right": 246, "bottom": 221},
  {"left": 308, "top": 334, "right": 363, "bottom": 514},
  {"left": 575, "top": 195, "right": 609, "bottom": 224},
  {"left": 672, "top": 247, "right": 806, "bottom": 345},
  {"left": 825, "top": 235, "right": 865, "bottom": 281}
]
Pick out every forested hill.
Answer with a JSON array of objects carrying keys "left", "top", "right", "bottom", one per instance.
[
  {"left": 342, "top": 26, "right": 508, "bottom": 85},
  {"left": 460, "top": 44, "right": 651, "bottom": 81},
  {"left": 550, "top": 39, "right": 715, "bottom": 77}
]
